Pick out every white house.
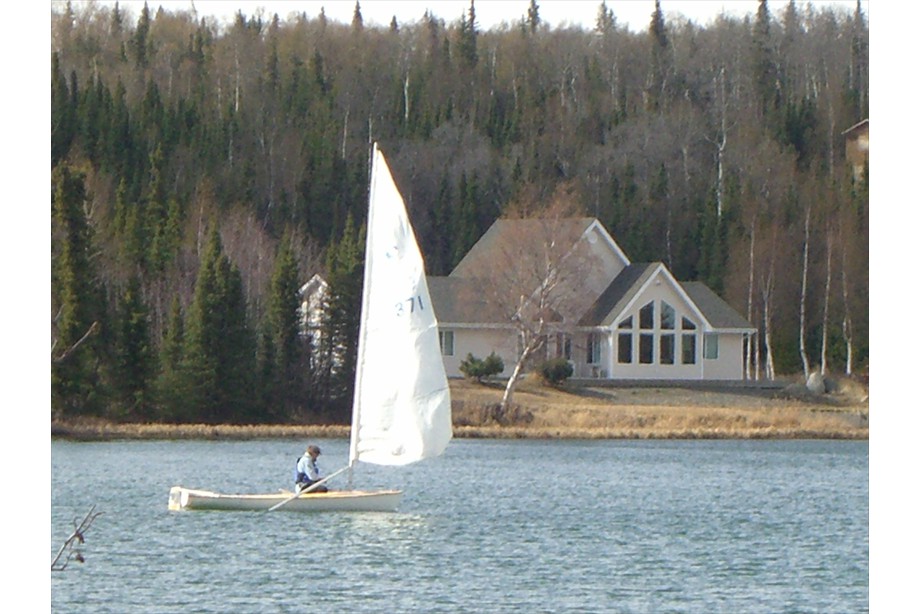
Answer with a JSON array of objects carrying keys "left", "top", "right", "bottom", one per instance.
[
  {"left": 299, "top": 273, "right": 329, "bottom": 347},
  {"left": 428, "top": 217, "right": 755, "bottom": 381}
]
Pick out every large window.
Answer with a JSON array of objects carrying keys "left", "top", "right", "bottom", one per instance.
[
  {"left": 682, "top": 334, "right": 696, "bottom": 364},
  {"left": 639, "top": 333, "right": 653, "bottom": 364},
  {"left": 703, "top": 333, "right": 719, "bottom": 360},
  {"left": 439, "top": 330, "right": 454, "bottom": 356},
  {"left": 618, "top": 333, "right": 632, "bottom": 363},
  {"left": 660, "top": 334, "right": 675, "bottom": 364},
  {"left": 587, "top": 333, "right": 602, "bottom": 365},
  {"left": 661, "top": 302, "right": 675, "bottom": 330},
  {"left": 639, "top": 301, "right": 654, "bottom": 329}
]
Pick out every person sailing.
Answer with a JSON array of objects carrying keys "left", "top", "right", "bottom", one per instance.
[{"left": 295, "top": 445, "right": 328, "bottom": 493}]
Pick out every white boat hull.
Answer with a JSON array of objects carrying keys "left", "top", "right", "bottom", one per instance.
[{"left": 168, "top": 486, "right": 403, "bottom": 513}]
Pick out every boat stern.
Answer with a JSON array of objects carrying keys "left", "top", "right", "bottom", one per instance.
[{"left": 168, "top": 486, "right": 188, "bottom": 511}]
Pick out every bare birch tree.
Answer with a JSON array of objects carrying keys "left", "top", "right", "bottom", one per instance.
[
  {"left": 463, "top": 192, "right": 598, "bottom": 415},
  {"left": 799, "top": 203, "right": 812, "bottom": 379},
  {"left": 840, "top": 240, "right": 854, "bottom": 376},
  {"left": 820, "top": 224, "right": 833, "bottom": 375},
  {"left": 761, "top": 224, "right": 779, "bottom": 380}
]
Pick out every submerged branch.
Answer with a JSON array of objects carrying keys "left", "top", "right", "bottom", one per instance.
[{"left": 51, "top": 505, "right": 103, "bottom": 571}]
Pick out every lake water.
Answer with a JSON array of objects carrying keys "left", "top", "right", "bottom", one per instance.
[{"left": 51, "top": 438, "right": 867, "bottom": 613}]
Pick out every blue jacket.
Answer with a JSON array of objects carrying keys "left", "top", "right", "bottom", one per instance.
[{"left": 295, "top": 454, "right": 320, "bottom": 484}]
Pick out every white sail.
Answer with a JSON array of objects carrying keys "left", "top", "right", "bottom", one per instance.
[{"left": 349, "top": 144, "right": 453, "bottom": 467}]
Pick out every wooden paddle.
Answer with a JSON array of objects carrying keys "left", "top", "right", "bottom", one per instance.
[{"left": 266, "top": 465, "right": 349, "bottom": 512}]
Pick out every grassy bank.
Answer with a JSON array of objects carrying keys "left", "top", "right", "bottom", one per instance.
[{"left": 51, "top": 377, "right": 868, "bottom": 441}]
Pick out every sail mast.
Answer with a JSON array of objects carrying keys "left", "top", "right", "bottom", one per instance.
[{"left": 349, "top": 142, "right": 379, "bottom": 471}]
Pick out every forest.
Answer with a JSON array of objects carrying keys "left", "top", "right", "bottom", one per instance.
[{"left": 50, "top": 0, "right": 869, "bottom": 424}]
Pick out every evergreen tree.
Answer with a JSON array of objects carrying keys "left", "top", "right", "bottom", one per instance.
[
  {"left": 647, "top": 0, "right": 670, "bottom": 112},
  {"left": 753, "top": 0, "right": 780, "bottom": 123},
  {"left": 132, "top": 2, "right": 152, "bottom": 69},
  {"left": 112, "top": 276, "right": 157, "bottom": 420},
  {"left": 321, "top": 215, "right": 365, "bottom": 422},
  {"left": 458, "top": 1, "right": 478, "bottom": 69},
  {"left": 51, "top": 52, "right": 75, "bottom": 165},
  {"left": 595, "top": 1, "right": 616, "bottom": 35},
  {"left": 155, "top": 296, "right": 185, "bottom": 421},
  {"left": 179, "top": 228, "right": 257, "bottom": 423},
  {"left": 52, "top": 164, "right": 106, "bottom": 416},
  {"left": 451, "top": 172, "right": 478, "bottom": 268},
  {"left": 527, "top": 0, "right": 541, "bottom": 33},
  {"left": 265, "top": 232, "right": 305, "bottom": 421},
  {"left": 351, "top": 1, "right": 364, "bottom": 32}
]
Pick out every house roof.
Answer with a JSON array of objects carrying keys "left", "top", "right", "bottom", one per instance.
[
  {"left": 578, "top": 263, "right": 659, "bottom": 326},
  {"left": 449, "top": 217, "right": 600, "bottom": 278},
  {"left": 679, "top": 282, "right": 754, "bottom": 331},
  {"left": 577, "top": 264, "right": 753, "bottom": 332},
  {"left": 427, "top": 276, "right": 511, "bottom": 325}
]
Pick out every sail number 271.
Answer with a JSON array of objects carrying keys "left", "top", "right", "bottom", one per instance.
[{"left": 395, "top": 295, "right": 425, "bottom": 317}]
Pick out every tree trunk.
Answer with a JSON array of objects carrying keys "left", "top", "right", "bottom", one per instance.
[
  {"left": 841, "top": 243, "right": 854, "bottom": 376},
  {"left": 715, "top": 66, "right": 728, "bottom": 219},
  {"left": 500, "top": 340, "right": 532, "bottom": 413},
  {"left": 799, "top": 205, "right": 811, "bottom": 380},
  {"left": 762, "top": 225, "right": 778, "bottom": 380},
  {"left": 763, "top": 296, "right": 775, "bottom": 380},
  {"left": 745, "top": 218, "right": 756, "bottom": 380},
  {"left": 820, "top": 229, "right": 832, "bottom": 376}
]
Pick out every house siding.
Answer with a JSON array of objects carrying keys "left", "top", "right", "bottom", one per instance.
[{"left": 441, "top": 328, "right": 517, "bottom": 378}]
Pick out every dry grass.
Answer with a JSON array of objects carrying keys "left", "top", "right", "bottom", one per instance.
[
  {"left": 51, "top": 419, "right": 350, "bottom": 441},
  {"left": 51, "top": 376, "right": 869, "bottom": 441},
  {"left": 450, "top": 375, "right": 868, "bottom": 440}
]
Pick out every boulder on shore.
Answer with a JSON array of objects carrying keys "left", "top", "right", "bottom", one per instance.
[{"left": 806, "top": 372, "right": 826, "bottom": 394}]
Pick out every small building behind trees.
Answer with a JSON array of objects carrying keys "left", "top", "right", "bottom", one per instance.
[{"left": 843, "top": 119, "right": 869, "bottom": 182}]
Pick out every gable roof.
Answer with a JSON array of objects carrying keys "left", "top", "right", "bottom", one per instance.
[
  {"left": 450, "top": 217, "right": 625, "bottom": 278},
  {"left": 427, "top": 276, "right": 511, "bottom": 326},
  {"left": 578, "top": 264, "right": 754, "bottom": 332},
  {"left": 679, "top": 282, "right": 755, "bottom": 331},
  {"left": 578, "top": 263, "right": 659, "bottom": 327}
]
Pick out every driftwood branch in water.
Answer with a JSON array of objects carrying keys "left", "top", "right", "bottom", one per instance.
[
  {"left": 51, "top": 321, "right": 99, "bottom": 364},
  {"left": 51, "top": 505, "right": 103, "bottom": 571}
]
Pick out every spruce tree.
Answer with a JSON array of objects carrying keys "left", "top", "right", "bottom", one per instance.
[
  {"left": 179, "top": 228, "right": 257, "bottom": 423},
  {"left": 52, "top": 164, "right": 106, "bottom": 416},
  {"left": 321, "top": 215, "right": 365, "bottom": 422},
  {"left": 155, "top": 296, "right": 185, "bottom": 421},
  {"left": 647, "top": 0, "right": 670, "bottom": 112},
  {"left": 265, "top": 232, "right": 305, "bottom": 421},
  {"left": 112, "top": 275, "right": 157, "bottom": 420},
  {"left": 458, "top": 1, "right": 478, "bottom": 69},
  {"left": 51, "top": 52, "right": 75, "bottom": 165}
]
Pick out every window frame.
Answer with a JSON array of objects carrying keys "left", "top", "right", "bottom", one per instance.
[
  {"left": 703, "top": 333, "right": 719, "bottom": 360},
  {"left": 659, "top": 333, "right": 675, "bottom": 365},
  {"left": 439, "top": 330, "right": 454, "bottom": 357},
  {"left": 617, "top": 332, "right": 632, "bottom": 364},
  {"left": 681, "top": 333, "right": 696, "bottom": 364},
  {"left": 587, "top": 332, "right": 602, "bottom": 365}
]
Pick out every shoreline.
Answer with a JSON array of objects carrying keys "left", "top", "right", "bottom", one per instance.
[
  {"left": 51, "top": 413, "right": 868, "bottom": 442},
  {"left": 51, "top": 380, "right": 869, "bottom": 442}
]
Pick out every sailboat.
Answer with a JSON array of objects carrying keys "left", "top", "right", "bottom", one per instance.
[{"left": 168, "top": 143, "right": 453, "bottom": 513}]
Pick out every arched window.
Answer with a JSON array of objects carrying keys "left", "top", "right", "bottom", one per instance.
[
  {"left": 661, "top": 302, "right": 675, "bottom": 329},
  {"left": 639, "top": 301, "right": 654, "bottom": 329}
]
